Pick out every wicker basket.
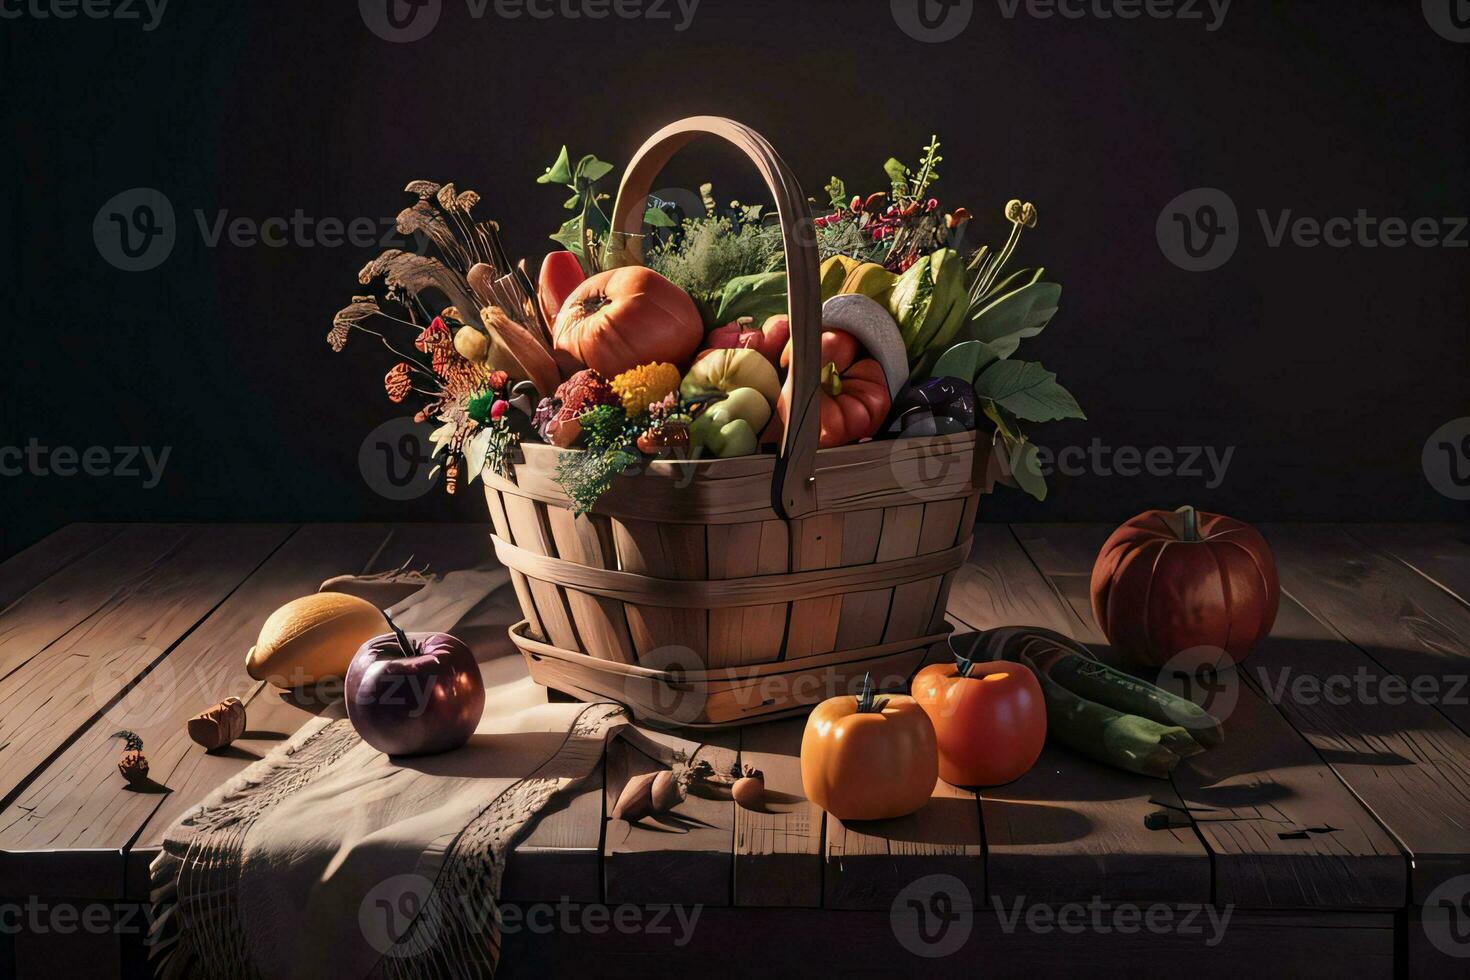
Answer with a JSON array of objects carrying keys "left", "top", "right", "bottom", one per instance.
[{"left": 488, "top": 116, "right": 989, "bottom": 727}]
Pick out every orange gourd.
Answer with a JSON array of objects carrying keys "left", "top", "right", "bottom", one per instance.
[
  {"left": 800, "top": 675, "right": 937, "bottom": 821},
  {"left": 912, "top": 658, "right": 1046, "bottom": 787},
  {"left": 553, "top": 266, "right": 703, "bottom": 378}
]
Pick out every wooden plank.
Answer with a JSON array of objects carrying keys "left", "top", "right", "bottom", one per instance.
[
  {"left": 0, "top": 525, "right": 196, "bottom": 682},
  {"left": 501, "top": 765, "right": 604, "bottom": 904},
  {"left": 1267, "top": 524, "right": 1470, "bottom": 736},
  {"left": 502, "top": 496, "right": 580, "bottom": 651},
  {"left": 0, "top": 523, "right": 124, "bottom": 612},
  {"left": 0, "top": 527, "right": 394, "bottom": 892},
  {"left": 603, "top": 726, "right": 737, "bottom": 907},
  {"left": 1014, "top": 524, "right": 1407, "bottom": 910},
  {"left": 734, "top": 718, "right": 821, "bottom": 907},
  {"left": 499, "top": 908, "right": 1395, "bottom": 980},
  {"left": 948, "top": 525, "right": 1210, "bottom": 905},
  {"left": 832, "top": 508, "right": 888, "bottom": 651},
  {"left": 1244, "top": 590, "right": 1470, "bottom": 904},
  {"left": 1346, "top": 524, "right": 1470, "bottom": 604},
  {"left": 0, "top": 525, "right": 293, "bottom": 813},
  {"left": 823, "top": 774, "right": 983, "bottom": 910}
]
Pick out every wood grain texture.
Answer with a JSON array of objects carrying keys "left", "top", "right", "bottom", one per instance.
[
  {"left": 0, "top": 523, "right": 123, "bottom": 612},
  {"left": 823, "top": 775, "right": 984, "bottom": 910},
  {"left": 603, "top": 726, "right": 737, "bottom": 906},
  {"left": 1014, "top": 524, "right": 1406, "bottom": 910},
  {"left": 1267, "top": 524, "right": 1470, "bottom": 736},
  {"left": 706, "top": 520, "right": 789, "bottom": 668},
  {"left": 733, "top": 718, "right": 822, "bottom": 907},
  {"left": 0, "top": 525, "right": 292, "bottom": 812},
  {"left": 499, "top": 908, "right": 1395, "bottom": 980},
  {"left": 0, "top": 525, "right": 392, "bottom": 896},
  {"left": 1346, "top": 524, "right": 1470, "bottom": 604},
  {"left": 949, "top": 524, "right": 1210, "bottom": 905},
  {"left": 611, "top": 519, "right": 707, "bottom": 661}
]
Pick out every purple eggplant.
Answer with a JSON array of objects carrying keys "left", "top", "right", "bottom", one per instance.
[{"left": 887, "top": 376, "right": 978, "bottom": 435}]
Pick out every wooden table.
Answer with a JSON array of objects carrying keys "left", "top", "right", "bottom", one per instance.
[{"left": 2, "top": 523, "right": 1469, "bottom": 979}]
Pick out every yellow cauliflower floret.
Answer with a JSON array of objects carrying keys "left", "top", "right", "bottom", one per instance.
[{"left": 611, "top": 362, "right": 681, "bottom": 416}]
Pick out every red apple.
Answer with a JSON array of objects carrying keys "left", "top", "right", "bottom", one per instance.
[
  {"left": 704, "top": 314, "right": 789, "bottom": 366},
  {"left": 345, "top": 616, "right": 484, "bottom": 756}
]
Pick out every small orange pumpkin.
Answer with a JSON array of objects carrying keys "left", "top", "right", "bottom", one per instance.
[
  {"left": 553, "top": 267, "right": 703, "bottom": 378},
  {"left": 777, "top": 329, "right": 892, "bottom": 448}
]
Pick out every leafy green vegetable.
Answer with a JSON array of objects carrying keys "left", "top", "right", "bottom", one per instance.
[
  {"left": 712, "top": 272, "right": 788, "bottom": 327},
  {"left": 967, "top": 277, "right": 1061, "bottom": 358},
  {"left": 648, "top": 217, "right": 784, "bottom": 315},
  {"left": 931, "top": 340, "right": 1001, "bottom": 383},
  {"left": 974, "top": 360, "right": 1086, "bottom": 423}
]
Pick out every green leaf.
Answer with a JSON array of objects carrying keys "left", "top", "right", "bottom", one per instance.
[
  {"left": 539, "top": 147, "right": 574, "bottom": 186},
  {"left": 549, "top": 216, "right": 585, "bottom": 255},
  {"left": 825, "top": 176, "right": 848, "bottom": 211},
  {"left": 975, "top": 360, "right": 1086, "bottom": 423},
  {"left": 931, "top": 340, "right": 1001, "bottom": 383},
  {"left": 1006, "top": 438, "right": 1049, "bottom": 501},
  {"left": 643, "top": 206, "right": 677, "bottom": 229},
  {"left": 575, "top": 155, "right": 614, "bottom": 185},
  {"left": 884, "top": 157, "right": 909, "bottom": 196},
  {"left": 714, "top": 272, "right": 788, "bottom": 325},
  {"left": 982, "top": 266, "right": 1044, "bottom": 305},
  {"left": 968, "top": 281, "right": 1062, "bottom": 358}
]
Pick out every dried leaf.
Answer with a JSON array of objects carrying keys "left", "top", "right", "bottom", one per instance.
[
  {"left": 328, "top": 296, "right": 383, "bottom": 351},
  {"left": 404, "top": 180, "right": 441, "bottom": 199},
  {"left": 358, "top": 251, "right": 483, "bottom": 330}
]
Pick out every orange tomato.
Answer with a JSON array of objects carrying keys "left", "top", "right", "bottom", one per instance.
[
  {"left": 912, "top": 660, "right": 1046, "bottom": 787},
  {"left": 800, "top": 678, "right": 938, "bottom": 821}
]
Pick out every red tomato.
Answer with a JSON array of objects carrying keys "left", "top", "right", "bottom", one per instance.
[{"left": 911, "top": 659, "right": 1046, "bottom": 786}]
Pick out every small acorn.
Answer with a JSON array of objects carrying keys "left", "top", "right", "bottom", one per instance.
[
  {"left": 112, "top": 731, "right": 149, "bottom": 786},
  {"left": 732, "top": 764, "right": 765, "bottom": 809}
]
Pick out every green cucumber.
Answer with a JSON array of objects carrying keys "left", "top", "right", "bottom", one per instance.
[{"left": 1047, "top": 656, "right": 1224, "bottom": 749}]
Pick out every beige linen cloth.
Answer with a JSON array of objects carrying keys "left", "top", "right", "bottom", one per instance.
[{"left": 149, "top": 566, "right": 663, "bottom": 979}]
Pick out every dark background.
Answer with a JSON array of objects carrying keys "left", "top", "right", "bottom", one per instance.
[{"left": 2, "top": 0, "right": 1467, "bottom": 560}]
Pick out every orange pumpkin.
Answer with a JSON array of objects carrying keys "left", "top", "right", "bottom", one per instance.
[
  {"left": 800, "top": 675, "right": 937, "bottom": 821},
  {"left": 777, "top": 329, "right": 892, "bottom": 448},
  {"left": 552, "top": 266, "right": 703, "bottom": 378}
]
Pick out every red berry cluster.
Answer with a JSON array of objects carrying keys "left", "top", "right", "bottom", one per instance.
[{"left": 813, "top": 193, "right": 941, "bottom": 244}]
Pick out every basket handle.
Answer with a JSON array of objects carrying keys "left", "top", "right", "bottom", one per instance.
[{"left": 608, "top": 116, "right": 821, "bottom": 520}]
